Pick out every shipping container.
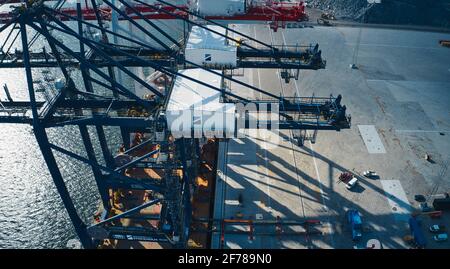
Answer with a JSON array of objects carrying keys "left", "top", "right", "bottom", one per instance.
[{"left": 185, "top": 25, "right": 237, "bottom": 68}]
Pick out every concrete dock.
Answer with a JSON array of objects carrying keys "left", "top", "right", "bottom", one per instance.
[{"left": 212, "top": 24, "right": 450, "bottom": 249}]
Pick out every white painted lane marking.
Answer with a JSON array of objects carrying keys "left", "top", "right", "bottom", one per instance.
[
  {"left": 308, "top": 140, "right": 328, "bottom": 211},
  {"left": 255, "top": 26, "right": 272, "bottom": 212},
  {"left": 345, "top": 42, "right": 443, "bottom": 50},
  {"left": 395, "top": 129, "right": 450, "bottom": 133},
  {"left": 366, "top": 79, "right": 450, "bottom": 84},
  {"left": 250, "top": 28, "right": 263, "bottom": 87},
  {"left": 225, "top": 200, "right": 241, "bottom": 205},
  {"left": 380, "top": 180, "right": 413, "bottom": 222},
  {"left": 255, "top": 67, "right": 271, "bottom": 210},
  {"left": 227, "top": 152, "right": 245, "bottom": 156},
  {"left": 257, "top": 68, "right": 262, "bottom": 91},
  {"left": 260, "top": 136, "right": 272, "bottom": 210},
  {"left": 223, "top": 165, "right": 246, "bottom": 189},
  {"left": 358, "top": 125, "right": 386, "bottom": 154},
  {"left": 249, "top": 68, "right": 254, "bottom": 91}
]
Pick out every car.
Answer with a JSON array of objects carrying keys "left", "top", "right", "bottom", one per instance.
[
  {"left": 363, "top": 170, "right": 378, "bottom": 178},
  {"left": 317, "top": 18, "right": 333, "bottom": 26},
  {"left": 429, "top": 224, "right": 446, "bottom": 233},
  {"left": 346, "top": 177, "right": 358, "bottom": 189},
  {"left": 433, "top": 233, "right": 448, "bottom": 242},
  {"left": 347, "top": 210, "right": 363, "bottom": 241},
  {"left": 414, "top": 194, "right": 426, "bottom": 203}
]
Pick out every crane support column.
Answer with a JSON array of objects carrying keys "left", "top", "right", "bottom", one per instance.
[{"left": 20, "top": 19, "right": 93, "bottom": 249}]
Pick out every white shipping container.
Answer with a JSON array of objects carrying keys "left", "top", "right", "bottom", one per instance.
[
  {"left": 185, "top": 26, "right": 237, "bottom": 67},
  {"left": 166, "top": 69, "right": 236, "bottom": 138}
]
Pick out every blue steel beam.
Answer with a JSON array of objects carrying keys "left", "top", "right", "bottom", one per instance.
[
  {"left": 107, "top": 227, "right": 170, "bottom": 243},
  {"left": 73, "top": 89, "right": 113, "bottom": 100},
  {"left": 43, "top": 6, "right": 171, "bottom": 55},
  {"left": 237, "top": 45, "right": 319, "bottom": 58},
  {"left": 115, "top": 215, "right": 161, "bottom": 221},
  {"left": 39, "top": 13, "right": 317, "bottom": 107},
  {"left": 38, "top": 20, "right": 72, "bottom": 82},
  {"left": 135, "top": 0, "right": 269, "bottom": 52},
  {"left": 237, "top": 60, "right": 323, "bottom": 70},
  {"left": 48, "top": 142, "right": 164, "bottom": 192},
  {"left": 242, "top": 120, "right": 349, "bottom": 130},
  {"left": 115, "top": 0, "right": 181, "bottom": 48},
  {"left": 77, "top": 2, "right": 94, "bottom": 95},
  {"left": 104, "top": 178, "right": 162, "bottom": 191},
  {"left": 82, "top": 75, "right": 130, "bottom": 96},
  {"left": 176, "top": 138, "right": 191, "bottom": 246},
  {"left": 39, "top": 90, "right": 65, "bottom": 122},
  {"left": 0, "top": 57, "right": 315, "bottom": 69},
  {"left": 0, "top": 116, "right": 33, "bottom": 124},
  {"left": 2, "top": 95, "right": 330, "bottom": 113},
  {"left": 5, "top": 7, "right": 323, "bottom": 71},
  {"left": 38, "top": 17, "right": 165, "bottom": 99},
  {"left": 26, "top": 21, "right": 163, "bottom": 105},
  {"left": 154, "top": 0, "right": 278, "bottom": 51},
  {"left": 115, "top": 135, "right": 156, "bottom": 158},
  {"left": 0, "top": 16, "right": 18, "bottom": 34},
  {"left": 114, "top": 148, "right": 160, "bottom": 172},
  {"left": 0, "top": 17, "right": 22, "bottom": 64},
  {"left": 133, "top": 162, "right": 181, "bottom": 170},
  {"left": 88, "top": 0, "right": 119, "bottom": 98},
  {"left": 150, "top": 0, "right": 322, "bottom": 65},
  {"left": 0, "top": 22, "right": 18, "bottom": 53},
  {"left": 88, "top": 198, "right": 161, "bottom": 228},
  {"left": 47, "top": 116, "right": 154, "bottom": 128},
  {"left": 39, "top": 18, "right": 251, "bottom": 104},
  {"left": 79, "top": 38, "right": 306, "bottom": 121},
  {"left": 81, "top": 3, "right": 324, "bottom": 81},
  {"left": 19, "top": 19, "right": 94, "bottom": 249},
  {"left": 96, "top": 125, "right": 115, "bottom": 168},
  {"left": 78, "top": 125, "right": 111, "bottom": 210},
  {"left": 0, "top": 99, "right": 157, "bottom": 109},
  {"left": 120, "top": 127, "right": 131, "bottom": 150},
  {"left": 237, "top": 96, "right": 343, "bottom": 113},
  {"left": 0, "top": 30, "right": 20, "bottom": 63},
  {"left": 76, "top": 3, "right": 117, "bottom": 170},
  {"left": 4, "top": 114, "right": 349, "bottom": 131},
  {"left": 101, "top": 0, "right": 174, "bottom": 52}
]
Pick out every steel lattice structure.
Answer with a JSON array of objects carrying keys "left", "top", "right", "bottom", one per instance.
[{"left": 0, "top": 0, "right": 350, "bottom": 248}]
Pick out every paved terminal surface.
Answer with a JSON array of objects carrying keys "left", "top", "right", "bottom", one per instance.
[{"left": 212, "top": 24, "right": 450, "bottom": 249}]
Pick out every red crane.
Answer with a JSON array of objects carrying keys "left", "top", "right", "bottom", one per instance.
[{"left": 0, "top": 1, "right": 308, "bottom": 28}]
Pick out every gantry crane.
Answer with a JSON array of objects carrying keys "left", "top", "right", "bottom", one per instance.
[{"left": 0, "top": 0, "right": 350, "bottom": 248}]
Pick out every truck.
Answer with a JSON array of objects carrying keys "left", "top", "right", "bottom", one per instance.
[
  {"left": 347, "top": 210, "right": 363, "bottom": 241},
  {"left": 433, "top": 197, "right": 450, "bottom": 211},
  {"left": 346, "top": 177, "right": 358, "bottom": 190}
]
